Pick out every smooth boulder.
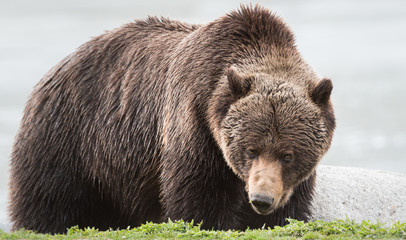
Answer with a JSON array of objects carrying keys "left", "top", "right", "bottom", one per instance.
[{"left": 312, "top": 165, "right": 406, "bottom": 223}]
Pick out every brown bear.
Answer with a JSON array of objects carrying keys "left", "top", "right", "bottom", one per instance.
[{"left": 9, "top": 5, "right": 335, "bottom": 234}]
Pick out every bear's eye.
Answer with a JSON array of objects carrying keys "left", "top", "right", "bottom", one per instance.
[
  {"left": 245, "top": 149, "right": 258, "bottom": 160},
  {"left": 281, "top": 153, "right": 293, "bottom": 163}
]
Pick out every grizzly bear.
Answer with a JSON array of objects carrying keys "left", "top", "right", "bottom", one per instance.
[{"left": 9, "top": 5, "right": 335, "bottom": 234}]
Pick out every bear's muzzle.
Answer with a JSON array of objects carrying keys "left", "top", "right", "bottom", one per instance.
[{"left": 248, "top": 157, "right": 292, "bottom": 215}]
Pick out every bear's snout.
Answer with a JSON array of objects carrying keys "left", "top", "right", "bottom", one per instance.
[
  {"left": 248, "top": 158, "right": 290, "bottom": 215},
  {"left": 250, "top": 193, "right": 274, "bottom": 214}
]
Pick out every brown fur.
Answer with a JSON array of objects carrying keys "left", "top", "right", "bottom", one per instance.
[{"left": 9, "top": 5, "right": 335, "bottom": 234}]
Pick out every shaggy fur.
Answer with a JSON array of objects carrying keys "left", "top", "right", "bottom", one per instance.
[{"left": 9, "top": 5, "right": 335, "bottom": 234}]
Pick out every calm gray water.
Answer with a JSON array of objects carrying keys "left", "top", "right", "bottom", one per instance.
[{"left": 1, "top": 0, "right": 405, "bottom": 231}]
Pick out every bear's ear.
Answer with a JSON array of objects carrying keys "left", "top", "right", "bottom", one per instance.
[
  {"left": 227, "top": 66, "right": 251, "bottom": 98},
  {"left": 311, "top": 78, "right": 333, "bottom": 105}
]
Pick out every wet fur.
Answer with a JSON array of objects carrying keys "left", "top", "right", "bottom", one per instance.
[{"left": 9, "top": 5, "right": 334, "bottom": 234}]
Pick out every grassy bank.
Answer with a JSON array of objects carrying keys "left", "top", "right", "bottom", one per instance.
[{"left": 1, "top": 219, "right": 405, "bottom": 239}]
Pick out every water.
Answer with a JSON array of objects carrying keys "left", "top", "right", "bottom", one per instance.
[{"left": 1, "top": 0, "right": 405, "bottom": 232}]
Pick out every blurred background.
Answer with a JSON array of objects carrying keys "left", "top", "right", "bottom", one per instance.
[{"left": 0, "top": 0, "right": 405, "bottom": 232}]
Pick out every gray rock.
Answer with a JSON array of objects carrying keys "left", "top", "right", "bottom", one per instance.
[{"left": 311, "top": 165, "right": 406, "bottom": 224}]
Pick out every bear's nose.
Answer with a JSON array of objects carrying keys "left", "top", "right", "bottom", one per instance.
[{"left": 250, "top": 194, "right": 274, "bottom": 212}]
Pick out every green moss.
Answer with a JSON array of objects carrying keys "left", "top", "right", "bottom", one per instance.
[{"left": 1, "top": 219, "right": 405, "bottom": 240}]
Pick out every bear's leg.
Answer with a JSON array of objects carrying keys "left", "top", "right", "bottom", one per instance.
[
  {"left": 11, "top": 167, "right": 155, "bottom": 234},
  {"left": 159, "top": 148, "right": 247, "bottom": 230},
  {"left": 9, "top": 168, "right": 96, "bottom": 234}
]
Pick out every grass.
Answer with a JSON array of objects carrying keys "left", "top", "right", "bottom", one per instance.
[{"left": 0, "top": 219, "right": 405, "bottom": 240}]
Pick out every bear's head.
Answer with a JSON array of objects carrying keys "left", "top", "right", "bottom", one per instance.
[{"left": 209, "top": 66, "right": 335, "bottom": 215}]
